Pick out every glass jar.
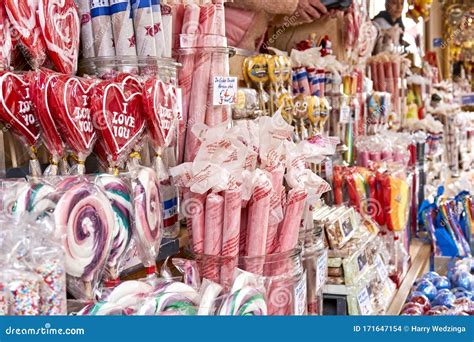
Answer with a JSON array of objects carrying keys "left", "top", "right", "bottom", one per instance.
[
  {"left": 239, "top": 249, "right": 306, "bottom": 316},
  {"left": 301, "top": 225, "right": 328, "bottom": 315},
  {"left": 191, "top": 248, "right": 306, "bottom": 316}
]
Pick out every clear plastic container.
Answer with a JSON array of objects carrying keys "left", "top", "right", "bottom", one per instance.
[
  {"left": 193, "top": 248, "right": 306, "bottom": 316},
  {"left": 79, "top": 56, "right": 179, "bottom": 83}
]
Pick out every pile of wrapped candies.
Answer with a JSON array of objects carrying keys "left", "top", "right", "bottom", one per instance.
[
  {"left": 0, "top": 215, "right": 66, "bottom": 315},
  {"left": 171, "top": 113, "right": 338, "bottom": 288},
  {"left": 75, "top": 263, "right": 268, "bottom": 316},
  {"left": 2, "top": 169, "right": 164, "bottom": 302},
  {"left": 418, "top": 189, "right": 473, "bottom": 258},
  {"left": 401, "top": 259, "right": 474, "bottom": 316}
]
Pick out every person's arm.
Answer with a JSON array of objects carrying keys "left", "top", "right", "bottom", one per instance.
[{"left": 228, "top": 0, "right": 298, "bottom": 15}]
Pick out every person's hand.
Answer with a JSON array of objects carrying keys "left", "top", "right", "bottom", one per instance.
[{"left": 295, "top": 0, "right": 328, "bottom": 22}]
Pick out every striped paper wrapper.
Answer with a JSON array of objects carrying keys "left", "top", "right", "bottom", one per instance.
[{"left": 131, "top": 0, "right": 157, "bottom": 56}]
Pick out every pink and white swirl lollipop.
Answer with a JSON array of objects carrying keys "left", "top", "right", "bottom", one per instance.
[
  {"left": 131, "top": 167, "right": 163, "bottom": 275},
  {"left": 13, "top": 182, "right": 56, "bottom": 217},
  {"left": 96, "top": 174, "right": 133, "bottom": 282},
  {"left": 54, "top": 182, "right": 114, "bottom": 299}
]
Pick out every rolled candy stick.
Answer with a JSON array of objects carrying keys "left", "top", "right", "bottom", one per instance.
[
  {"left": 110, "top": 0, "right": 137, "bottom": 72},
  {"left": 375, "top": 62, "right": 385, "bottom": 92},
  {"left": 55, "top": 183, "right": 115, "bottom": 299},
  {"left": 96, "top": 174, "right": 133, "bottom": 282},
  {"left": 203, "top": 193, "right": 224, "bottom": 283},
  {"left": 131, "top": 0, "right": 157, "bottom": 56},
  {"left": 90, "top": 0, "right": 115, "bottom": 57},
  {"left": 177, "top": 1, "right": 200, "bottom": 163},
  {"left": 276, "top": 189, "right": 308, "bottom": 253},
  {"left": 151, "top": 0, "right": 165, "bottom": 58},
  {"left": 77, "top": 0, "right": 95, "bottom": 58},
  {"left": 245, "top": 177, "right": 272, "bottom": 274},
  {"left": 220, "top": 188, "right": 241, "bottom": 287},
  {"left": 132, "top": 167, "right": 163, "bottom": 274},
  {"left": 182, "top": 191, "right": 206, "bottom": 254},
  {"left": 38, "top": 0, "right": 81, "bottom": 74},
  {"left": 160, "top": 1, "right": 172, "bottom": 57}
]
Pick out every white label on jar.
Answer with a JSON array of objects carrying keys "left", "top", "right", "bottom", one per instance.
[
  {"left": 176, "top": 88, "right": 183, "bottom": 120},
  {"left": 340, "top": 105, "right": 351, "bottom": 124},
  {"left": 357, "top": 287, "right": 373, "bottom": 316},
  {"left": 375, "top": 254, "right": 388, "bottom": 280},
  {"left": 316, "top": 249, "right": 328, "bottom": 291},
  {"left": 294, "top": 271, "right": 307, "bottom": 316},
  {"left": 213, "top": 76, "right": 237, "bottom": 105}
]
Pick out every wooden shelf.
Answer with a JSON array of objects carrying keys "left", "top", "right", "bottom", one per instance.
[{"left": 386, "top": 239, "right": 431, "bottom": 315}]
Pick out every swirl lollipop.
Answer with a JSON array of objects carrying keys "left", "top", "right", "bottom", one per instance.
[
  {"left": 95, "top": 174, "right": 133, "bottom": 282},
  {"left": 12, "top": 182, "right": 56, "bottom": 217},
  {"left": 138, "top": 282, "right": 199, "bottom": 316},
  {"left": 76, "top": 301, "right": 129, "bottom": 315},
  {"left": 131, "top": 166, "right": 163, "bottom": 275},
  {"left": 54, "top": 182, "right": 114, "bottom": 299}
]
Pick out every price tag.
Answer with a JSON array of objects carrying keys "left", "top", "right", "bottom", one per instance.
[
  {"left": 176, "top": 88, "right": 183, "bottom": 120},
  {"left": 213, "top": 76, "right": 238, "bottom": 105},
  {"left": 357, "top": 251, "right": 367, "bottom": 273},
  {"left": 294, "top": 271, "right": 307, "bottom": 315},
  {"left": 316, "top": 249, "right": 328, "bottom": 291},
  {"left": 340, "top": 105, "right": 351, "bottom": 124},
  {"left": 357, "top": 287, "right": 373, "bottom": 316},
  {"left": 375, "top": 254, "right": 388, "bottom": 280}
]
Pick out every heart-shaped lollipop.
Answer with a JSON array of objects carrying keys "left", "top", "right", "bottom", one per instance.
[
  {"left": 38, "top": 0, "right": 81, "bottom": 74},
  {"left": 5, "top": 0, "right": 47, "bottom": 68},
  {"left": 0, "top": 71, "right": 41, "bottom": 147},
  {"left": 142, "top": 79, "right": 177, "bottom": 149},
  {"left": 92, "top": 81, "right": 145, "bottom": 166},
  {"left": 30, "top": 70, "right": 64, "bottom": 160},
  {"left": 52, "top": 75, "right": 97, "bottom": 163},
  {"left": 114, "top": 73, "right": 143, "bottom": 94}
]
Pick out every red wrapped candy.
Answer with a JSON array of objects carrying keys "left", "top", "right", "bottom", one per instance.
[{"left": 38, "top": 0, "right": 81, "bottom": 74}]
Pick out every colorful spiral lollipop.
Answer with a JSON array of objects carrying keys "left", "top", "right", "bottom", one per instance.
[
  {"left": 131, "top": 167, "right": 163, "bottom": 270},
  {"left": 138, "top": 282, "right": 199, "bottom": 316},
  {"left": 96, "top": 175, "right": 133, "bottom": 280},
  {"left": 76, "top": 301, "right": 129, "bottom": 315},
  {"left": 54, "top": 182, "right": 114, "bottom": 297},
  {"left": 13, "top": 183, "right": 56, "bottom": 216},
  {"left": 219, "top": 273, "right": 267, "bottom": 316}
]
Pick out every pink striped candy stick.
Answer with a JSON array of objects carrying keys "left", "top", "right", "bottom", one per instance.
[
  {"left": 187, "top": 191, "right": 206, "bottom": 254},
  {"left": 369, "top": 62, "right": 378, "bottom": 91},
  {"left": 245, "top": 178, "right": 272, "bottom": 274},
  {"left": 375, "top": 61, "right": 385, "bottom": 92},
  {"left": 177, "top": 1, "right": 200, "bottom": 163},
  {"left": 239, "top": 206, "right": 248, "bottom": 256},
  {"left": 220, "top": 188, "right": 241, "bottom": 288},
  {"left": 203, "top": 193, "right": 224, "bottom": 283},
  {"left": 276, "top": 189, "right": 308, "bottom": 253},
  {"left": 171, "top": 0, "right": 185, "bottom": 51}
]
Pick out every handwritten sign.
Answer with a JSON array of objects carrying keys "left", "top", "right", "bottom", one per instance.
[{"left": 213, "top": 76, "right": 237, "bottom": 105}]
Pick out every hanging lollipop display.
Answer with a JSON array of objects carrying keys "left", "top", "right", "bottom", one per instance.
[
  {"left": 54, "top": 182, "right": 115, "bottom": 299},
  {"left": 0, "top": 71, "right": 42, "bottom": 176}
]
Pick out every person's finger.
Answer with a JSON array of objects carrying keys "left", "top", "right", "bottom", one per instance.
[
  {"left": 310, "top": 0, "right": 328, "bottom": 14},
  {"left": 304, "top": 5, "right": 321, "bottom": 19},
  {"left": 297, "top": 8, "right": 312, "bottom": 22}
]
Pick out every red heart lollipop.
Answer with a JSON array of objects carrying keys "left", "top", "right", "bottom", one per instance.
[
  {"left": 51, "top": 75, "right": 97, "bottom": 160},
  {"left": 114, "top": 73, "right": 143, "bottom": 93},
  {"left": 0, "top": 71, "right": 40, "bottom": 147},
  {"left": 38, "top": 0, "right": 80, "bottom": 74},
  {"left": 142, "top": 78, "right": 178, "bottom": 149},
  {"left": 30, "top": 69, "right": 64, "bottom": 158},
  {"left": 5, "top": 0, "right": 47, "bottom": 68},
  {"left": 92, "top": 81, "right": 145, "bottom": 166}
]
